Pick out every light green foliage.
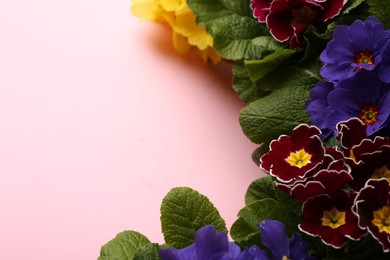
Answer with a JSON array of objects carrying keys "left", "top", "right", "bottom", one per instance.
[
  {"left": 160, "top": 187, "right": 227, "bottom": 249},
  {"left": 99, "top": 231, "right": 151, "bottom": 260}
]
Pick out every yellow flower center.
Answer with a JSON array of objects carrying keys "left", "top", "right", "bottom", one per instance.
[
  {"left": 354, "top": 50, "right": 374, "bottom": 69},
  {"left": 285, "top": 149, "right": 312, "bottom": 168},
  {"left": 372, "top": 206, "right": 390, "bottom": 234},
  {"left": 359, "top": 104, "right": 379, "bottom": 126},
  {"left": 371, "top": 166, "right": 390, "bottom": 183},
  {"left": 282, "top": 257, "right": 289, "bottom": 260},
  {"left": 322, "top": 207, "right": 346, "bottom": 229}
]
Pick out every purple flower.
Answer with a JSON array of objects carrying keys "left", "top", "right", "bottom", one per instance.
[
  {"left": 323, "top": 71, "right": 390, "bottom": 136},
  {"left": 253, "top": 219, "right": 315, "bottom": 260},
  {"left": 306, "top": 81, "right": 335, "bottom": 138},
  {"left": 320, "top": 17, "right": 390, "bottom": 83},
  {"left": 159, "top": 225, "right": 240, "bottom": 260}
]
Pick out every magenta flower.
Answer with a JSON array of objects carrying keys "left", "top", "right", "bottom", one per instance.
[
  {"left": 299, "top": 192, "right": 366, "bottom": 249},
  {"left": 251, "top": 0, "right": 347, "bottom": 48},
  {"left": 260, "top": 124, "right": 325, "bottom": 183},
  {"left": 354, "top": 179, "right": 390, "bottom": 252}
]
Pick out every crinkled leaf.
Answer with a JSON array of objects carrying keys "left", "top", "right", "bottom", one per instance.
[
  {"left": 134, "top": 243, "right": 161, "bottom": 260},
  {"left": 187, "top": 0, "right": 253, "bottom": 27},
  {"left": 233, "top": 61, "right": 270, "bottom": 103},
  {"left": 245, "top": 48, "right": 296, "bottom": 82},
  {"left": 367, "top": 0, "right": 390, "bottom": 28},
  {"left": 99, "top": 231, "right": 151, "bottom": 260},
  {"left": 245, "top": 177, "right": 302, "bottom": 215},
  {"left": 239, "top": 87, "right": 311, "bottom": 144},
  {"left": 245, "top": 176, "right": 277, "bottom": 205},
  {"left": 230, "top": 199, "right": 301, "bottom": 247},
  {"left": 210, "top": 16, "right": 276, "bottom": 60},
  {"left": 160, "top": 187, "right": 227, "bottom": 249}
]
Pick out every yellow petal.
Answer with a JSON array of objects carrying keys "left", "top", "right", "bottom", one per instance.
[
  {"left": 160, "top": 0, "right": 183, "bottom": 12},
  {"left": 172, "top": 32, "right": 191, "bottom": 55}
]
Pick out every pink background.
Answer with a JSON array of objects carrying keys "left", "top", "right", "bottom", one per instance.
[{"left": 0, "top": 1, "right": 263, "bottom": 259}]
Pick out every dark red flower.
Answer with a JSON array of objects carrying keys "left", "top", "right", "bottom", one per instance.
[
  {"left": 260, "top": 124, "right": 325, "bottom": 183},
  {"left": 251, "top": 0, "right": 347, "bottom": 48},
  {"left": 278, "top": 158, "right": 352, "bottom": 201},
  {"left": 299, "top": 192, "right": 366, "bottom": 248},
  {"left": 354, "top": 179, "right": 390, "bottom": 252}
]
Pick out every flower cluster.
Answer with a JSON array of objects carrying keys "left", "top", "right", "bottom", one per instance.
[
  {"left": 131, "top": 0, "right": 220, "bottom": 63},
  {"left": 260, "top": 117, "right": 390, "bottom": 251},
  {"left": 307, "top": 17, "right": 390, "bottom": 137},
  {"left": 159, "top": 220, "right": 314, "bottom": 260}
]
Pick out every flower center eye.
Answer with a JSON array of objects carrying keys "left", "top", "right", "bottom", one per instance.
[
  {"left": 322, "top": 207, "right": 346, "bottom": 229},
  {"left": 354, "top": 50, "right": 374, "bottom": 70},
  {"left": 372, "top": 206, "right": 390, "bottom": 234},
  {"left": 371, "top": 166, "right": 390, "bottom": 183},
  {"left": 285, "top": 149, "right": 312, "bottom": 168},
  {"left": 292, "top": 5, "right": 317, "bottom": 24},
  {"left": 359, "top": 104, "right": 379, "bottom": 125}
]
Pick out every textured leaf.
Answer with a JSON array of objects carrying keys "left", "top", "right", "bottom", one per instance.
[
  {"left": 245, "top": 176, "right": 277, "bottom": 205},
  {"left": 134, "top": 243, "right": 161, "bottom": 260},
  {"left": 230, "top": 199, "right": 301, "bottom": 246},
  {"left": 367, "top": 0, "right": 390, "bottom": 28},
  {"left": 210, "top": 16, "right": 276, "bottom": 60},
  {"left": 244, "top": 48, "right": 296, "bottom": 82},
  {"left": 239, "top": 87, "right": 311, "bottom": 144},
  {"left": 233, "top": 62, "right": 270, "bottom": 103},
  {"left": 160, "top": 187, "right": 227, "bottom": 248},
  {"left": 99, "top": 231, "right": 151, "bottom": 260},
  {"left": 187, "top": 0, "right": 253, "bottom": 27}
]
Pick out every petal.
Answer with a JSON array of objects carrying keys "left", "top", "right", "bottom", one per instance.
[{"left": 259, "top": 220, "right": 290, "bottom": 259}]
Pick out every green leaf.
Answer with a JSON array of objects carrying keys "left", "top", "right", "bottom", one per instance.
[
  {"left": 367, "top": 0, "right": 390, "bottom": 28},
  {"left": 230, "top": 199, "right": 301, "bottom": 247},
  {"left": 244, "top": 48, "right": 296, "bottom": 82},
  {"left": 99, "top": 231, "right": 151, "bottom": 260},
  {"left": 341, "top": 0, "right": 367, "bottom": 15},
  {"left": 251, "top": 143, "right": 269, "bottom": 166},
  {"left": 187, "top": 0, "right": 253, "bottom": 27},
  {"left": 232, "top": 61, "right": 270, "bottom": 103},
  {"left": 245, "top": 176, "right": 302, "bottom": 214},
  {"left": 245, "top": 176, "right": 277, "bottom": 205},
  {"left": 134, "top": 243, "right": 161, "bottom": 260},
  {"left": 160, "top": 187, "right": 227, "bottom": 249},
  {"left": 239, "top": 87, "right": 312, "bottom": 144},
  {"left": 210, "top": 16, "right": 276, "bottom": 60}
]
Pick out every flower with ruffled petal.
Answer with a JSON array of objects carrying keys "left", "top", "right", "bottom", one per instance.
[
  {"left": 278, "top": 158, "right": 352, "bottom": 201},
  {"left": 159, "top": 225, "right": 240, "bottom": 259},
  {"left": 251, "top": 0, "right": 347, "bottom": 48},
  {"left": 299, "top": 191, "right": 366, "bottom": 249},
  {"left": 322, "top": 71, "right": 390, "bottom": 136},
  {"left": 354, "top": 179, "right": 390, "bottom": 252},
  {"left": 320, "top": 16, "right": 390, "bottom": 83},
  {"left": 260, "top": 124, "right": 325, "bottom": 183},
  {"left": 131, "top": 0, "right": 220, "bottom": 63}
]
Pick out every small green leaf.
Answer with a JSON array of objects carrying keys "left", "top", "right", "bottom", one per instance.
[
  {"left": 160, "top": 187, "right": 227, "bottom": 249},
  {"left": 134, "top": 243, "right": 161, "bottom": 260},
  {"left": 245, "top": 49, "right": 296, "bottom": 82},
  {"left": 233, "top": 61, "right": 270, "bottom": 103},
  {"left": 367, "top": 0, "right": 390, "bottom": 28},
  {"left": 187, "top": 0, "right": 253, "bottom": 27},
  {"left": 341, "top": 0, "right": 367, "bottom": 15},
  {"left": 210, "top": 16, "right": 275, "bottom": 60},
  {"left": 99, "top": 231, "right": 151, "bottom": 260},
  {"left": 245, "top": 176, "right": 277, "bottom": 205},
  {"left": 230, "top": 199, "right": 301, "bottom": 247},
  {"left": 239, "top": 87, "right": 311, "bottom": 144}
]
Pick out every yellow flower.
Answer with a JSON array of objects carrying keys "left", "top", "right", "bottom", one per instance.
[{"left": 131, "top": 0, "right": 220, "bottom": 64}]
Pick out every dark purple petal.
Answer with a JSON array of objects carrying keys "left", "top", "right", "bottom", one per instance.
[{"left": 259, "top": 220, "right": 290, "bottom": 259}]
